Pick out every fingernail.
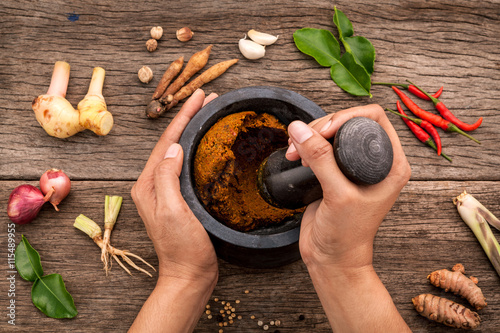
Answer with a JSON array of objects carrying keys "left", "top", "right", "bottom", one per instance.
[
  {"left": 320, "top": 120, "right": 332, "bottom": 133},
  {"left": 286, "top": 143, "right": 297, "bottom": 156},
  {"left": 164, "top": 144, "right": 180, "bottom": 159},
  {"left": 288, "top": 121, "right": 313, "bottom": 144}
]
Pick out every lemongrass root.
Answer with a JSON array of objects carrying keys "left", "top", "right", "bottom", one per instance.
[
  {"left": 124, "top": 252, "right": 156, "bottom": 271},
  {"left": 74, "top": 214, "right": 154, "bottom": 277},
  {"left": 112, "top": 254, "right": 132, "bottom": 276},
  {"left": 94, "top": 237, "right": 154, "bottom": 277}
]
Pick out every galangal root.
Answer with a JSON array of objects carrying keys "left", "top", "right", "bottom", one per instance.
[
  {"left": 412, "top": 294, "right": 480, "bottom": 330},
  {"left": 74, "top": 214, "right": 155, "bottom": 277},
  {"left": 32, "top": 61, "right": 113, "bottom": 138},
  {"left": 428, "top": 263, "right": 487, "bottom": 310}
]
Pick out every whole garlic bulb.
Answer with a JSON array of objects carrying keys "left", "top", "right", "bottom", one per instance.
[{"left": 239, "top": 35, "right": 266, "bottom": 60}]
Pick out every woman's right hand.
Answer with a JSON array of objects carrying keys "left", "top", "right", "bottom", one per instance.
[
  {"left": 287, "top": 104, "right": 411, "bottom": 270},
  {"left": 286, "top": 104, "right": 412, "bottom": 332}
]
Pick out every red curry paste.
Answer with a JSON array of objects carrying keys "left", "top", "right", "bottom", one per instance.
[{"left": 194, "top": 111, "right": 304, "bottom": 232}]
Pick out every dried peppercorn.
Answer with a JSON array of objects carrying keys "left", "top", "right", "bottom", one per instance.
[
  {"left": 407, "top": 80, "right": 482, "bottom": 131},
  {"left": 373, "top": 82, "right": 443, "bottom": 101},
  {"left": 392, "top": 86, "right": 481, "bottom": 144},
  {"left": 387, "top": 104, "right": 451, "bottom": 162}
]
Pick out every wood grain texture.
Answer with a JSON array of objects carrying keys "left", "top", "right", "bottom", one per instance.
[
  {"left": 1, "top": 181, "right": 499, "bottom": 332},
  {"left": 0, "top": 0, "right": 498, "bottom": 181},
  {"left": 1, "top": 0, "right": 499, "bottom": 332}
]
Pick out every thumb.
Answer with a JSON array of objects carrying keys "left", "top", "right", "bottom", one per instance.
[
  {"left": 153, "top": 143, "right": 186, "bottom": 212},
  {"left": 287, "top": 121, "right": 351, "bottom": 196}
]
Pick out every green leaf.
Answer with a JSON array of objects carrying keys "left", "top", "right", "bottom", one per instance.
[
  {"left": 31, "top": 274, "right": 78, "bottom": 319},
  {"left": 343, "top": 36, "right": 376, "bottom": 75},
  {"left": 331, "top": 52, "right": 372, "bottom": 97},
  {"left": 333, "top": 7, "right": 354, "bottom": 39},
  {"left": 293, "top": 28, "right": 340, "bottom": 67},
  {"left": 15, "top": 235, "right": 43, "bottom": 282}
]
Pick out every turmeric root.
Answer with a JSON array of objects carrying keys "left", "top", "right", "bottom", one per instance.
[
  {"left": 152, "top": 56, "right": 184, "bottom": 100},
  {"left": 164, "top": 58, "right": 238, "bottom": 112},
  {"left": 412, "top": 294, "right": 480, "bottom": 329},
  {"left": 428, "top": 264, "right": 487, "bottom": 310},
  {"left": 159, "top": 45, "right": 212, "bottom": 103}
]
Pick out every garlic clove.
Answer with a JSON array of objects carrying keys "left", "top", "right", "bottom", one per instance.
[
  {"left": 247, "top": 29, "right": 279, "bottom": 46},
  {"left": 239, "top": 36, "right": 266, "bottom": 60}
]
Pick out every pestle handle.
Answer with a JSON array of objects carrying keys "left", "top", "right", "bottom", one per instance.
[{"left": 257, "top": 117, "right": 394, "bottom": 209}]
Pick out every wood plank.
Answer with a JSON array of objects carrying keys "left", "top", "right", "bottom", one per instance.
[
  {"left": 0, "top": 180, "right": 499, "bottom": 331},
  {"left": 0, "top": 0, "right": 498, "bottom": 181},
  {"left": 1, "top": 0, "right": 499, "bottom": 332}
]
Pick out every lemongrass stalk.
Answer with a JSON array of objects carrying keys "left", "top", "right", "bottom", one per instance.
[
  {"left": 454, "top": 191, "right": 500, "bottom": 277},
  {"left": 74, "top": 214, "right": 102, "bottom": 240},
  {"left": 74, "top": 213, "right": 154, "bottom": 277},
  {"left": 101, "top": 195, "right": 123, "bottom": 274},
  {"left": 455, "top": 191, "right": 500, "bottom": 231}
]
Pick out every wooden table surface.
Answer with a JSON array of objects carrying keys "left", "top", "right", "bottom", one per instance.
[{"left": 1, "top": 0, "right": 499, "bottom": 332}]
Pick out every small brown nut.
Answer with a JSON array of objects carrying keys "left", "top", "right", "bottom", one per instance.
[
  {"left": 138, "top": 66, "right": 153, "bottom": 83},
  {"left": 146, "top": 39, "right": 158, "bottom": 52},
  {"left": 150, "top": 26, "right": 163, "bottom": 40},
  {"left": 176, "top": 27, "right": 194, "bottom": 42}
]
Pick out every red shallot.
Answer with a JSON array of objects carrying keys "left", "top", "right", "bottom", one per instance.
[
  {"left": 7, "top": 184, "right": 54, "bottom": 224},
  {"left": 39, "top": 168, "right": 71, "bottom": 211}
]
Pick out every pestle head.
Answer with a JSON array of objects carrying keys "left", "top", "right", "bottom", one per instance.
[
  {"left": 257, "top": 117, "right": 393, "bottom": 209},
  {"left": 333, "top": 117, "right": 393, "bottom": 185}
]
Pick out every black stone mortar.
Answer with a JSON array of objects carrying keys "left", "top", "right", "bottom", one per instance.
[{"left": 179, "top": 86, "right": 325, "bottom": 268}]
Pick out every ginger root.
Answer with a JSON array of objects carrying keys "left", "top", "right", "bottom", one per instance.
[
  {"left": 428, "top": 264, "right": 487, "bottom": 310},
  {"left": 412, "top": 294, "right": 480, "bottom": 329}
]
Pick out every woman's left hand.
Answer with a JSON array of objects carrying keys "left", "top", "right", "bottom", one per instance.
[{"left": 132, "top": 89, "right": 219, "bottom": 284}]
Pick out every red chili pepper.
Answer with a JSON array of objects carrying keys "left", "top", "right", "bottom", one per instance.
[
  {"left": 387, "top": 105, "right": 452, "bottom": 162},
  {"left": 407, "top": 80, "right": 482, "bottom": 131},
  {"left": 408, "top": 85, "right": 443, "bottom": 101},
  {"left": 392, "top": 86, "right": 481, "bottom": 144},
  {"left": 394, "top": 101, "right": 442, "bottom": 156},
  {"left": 373, "top": 82, "right": 443, "bottom": 100}
]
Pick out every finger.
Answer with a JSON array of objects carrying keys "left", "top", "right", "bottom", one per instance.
[
  {"left": 320, "top": 104, "right": 410, "bottom": 193},
  {"left": 140, "top": 89, "right": 206, "bottom": 182},
  {"left": 202, "top": 92, "right": 218, "bottom": 107},
  {"left": 288, "top": 120, "right": 352, "bottom": 196},
  {"left": 154, "top": 143, "right": 188, "bottom": 213},
  {"left": 319, "top": 105, "right": 407, "bottom": 167},
  {"left": 316, "top": 104, "right": 396, "bottom": 149},
  {"left": 286, "top": 114, "right": 335, "bottom": 161}
]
